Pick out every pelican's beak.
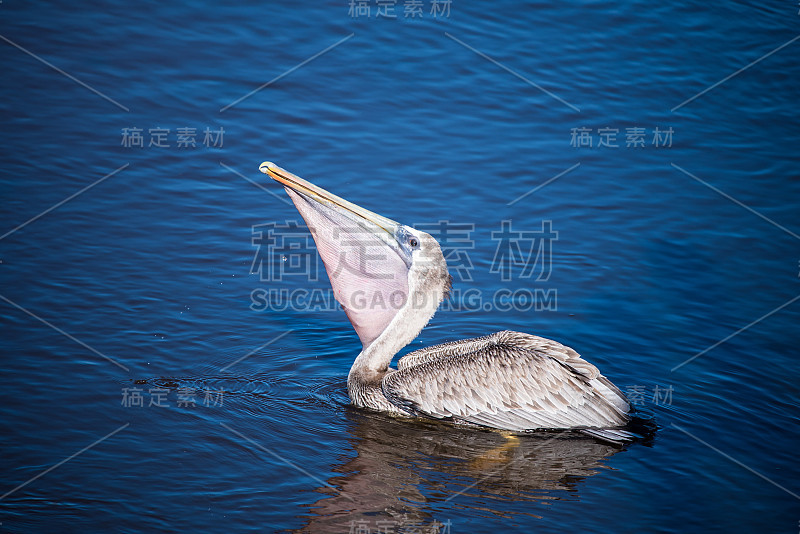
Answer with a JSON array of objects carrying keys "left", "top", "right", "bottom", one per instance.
[
  {"left": 259, "top": 161, "right": 415, "bottom": 348},
  {"left": 259, "top": 161, "right": 401, "bottom": 245}
]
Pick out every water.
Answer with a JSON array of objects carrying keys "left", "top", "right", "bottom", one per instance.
[{"left": 1, "top": 1, "right": 799, "bottom": 532}]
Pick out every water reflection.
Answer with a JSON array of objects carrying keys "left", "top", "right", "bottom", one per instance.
[{"left": 294, "top": 409, "right": 626, "bottom": 533}]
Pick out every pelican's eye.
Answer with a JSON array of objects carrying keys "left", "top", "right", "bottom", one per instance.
[{"left": 409, "top": 236, "right": 420, "bottom": 248}]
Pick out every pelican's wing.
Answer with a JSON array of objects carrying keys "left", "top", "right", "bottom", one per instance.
[{"left": 385, "top": 331, "right": 630, "bottom": 431}]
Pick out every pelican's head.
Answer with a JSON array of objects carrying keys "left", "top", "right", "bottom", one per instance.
[{"left": 260, "top": 162, "right": 451, "bottom": 354}]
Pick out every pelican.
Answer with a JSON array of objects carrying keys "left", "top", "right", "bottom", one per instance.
[{"left": 260, "top": 162, "right": 632, "bottom": 442}]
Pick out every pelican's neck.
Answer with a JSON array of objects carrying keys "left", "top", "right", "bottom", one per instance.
[
  {"left": 349, "top": 325, "right": 409, "bottom": 380},
  {"left": 347, "top": 264, "right": 447, "bottom": 388}
]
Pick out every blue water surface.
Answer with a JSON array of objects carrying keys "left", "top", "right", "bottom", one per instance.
[{"left": 1, "top": 1, "right": 799, "bottom": 532}]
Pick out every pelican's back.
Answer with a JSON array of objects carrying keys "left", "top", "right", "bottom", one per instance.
[{"left": 385, "top": 331, "right": 630, "bottom": 431}]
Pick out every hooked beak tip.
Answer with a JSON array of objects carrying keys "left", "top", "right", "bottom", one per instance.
[{"left": 259, "top": 161, "right": 276, "bottom": 175}]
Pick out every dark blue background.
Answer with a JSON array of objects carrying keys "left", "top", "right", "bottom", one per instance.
[{"left": 1, "top": 1, "right": 799, "bottom": 532}]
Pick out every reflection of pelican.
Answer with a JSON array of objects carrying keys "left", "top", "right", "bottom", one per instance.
[
  {"left": 294, "top": 410, "right": 624, "bottom": 532},
  {"left": 260, "top": 162, "right": 631, "bottom": 441}
]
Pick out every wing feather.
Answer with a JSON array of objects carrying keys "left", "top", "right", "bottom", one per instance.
[{"left": 385, "top": 332, "right": 630, "bottom": 430}]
